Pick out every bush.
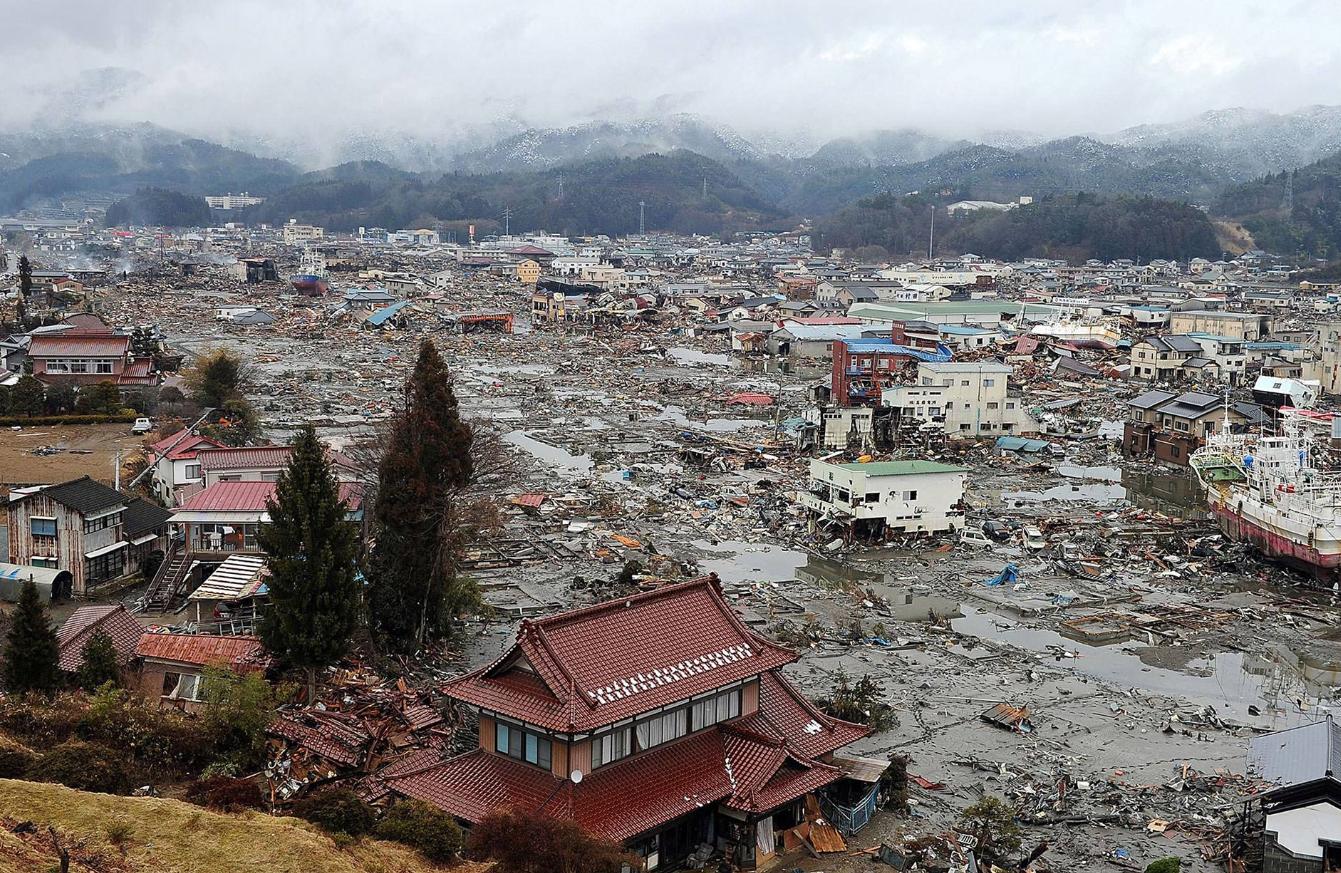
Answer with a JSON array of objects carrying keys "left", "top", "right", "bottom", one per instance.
[
  {"left": 467, "top": 807, "right": 629, "bottom": 873},
  {"left": 0, "top": 742, "right": 36, "bottom": 778},
  {"left": 200, "top": 667, "right": 281, "bottom": 773},
  {"left": 1146, "top": 860, "right": 1180, "bottom": 873},
  {"left": 373, "top": 800, "right": 463, "bottom": 862},
  {"left": 0, "top": 414, "right": 137, "bottom": 427},
  {"left": 293, "top": 787, "right": 377, "bottom": 837},
  {"left": 78, "top": 685, "right": 207, "bottom": 773},
  {"left": 104, "top": 819, "right": 134, "bottom": 847},
  {"left": 185, "top": 775, "right": 267, "bottom": 812},
  {"left": 958, "top": 796, "right": 1022, "bottom": 861},
  {"left": 27, "top": 740, "right": 135, "bottom": 794}
]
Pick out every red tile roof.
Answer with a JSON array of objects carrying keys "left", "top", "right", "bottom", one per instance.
[
  {"left": 388, "top": 731, "right": 737, "bottom": 842},
  {"left": 268, "top": 710, "right": 372, "bottom": 768},
  {"left": 177, "top": 481, "right": 364, "bottom": 512},
  {"left": 148, "top": 432, "right": 223, "bottom": 462},
  {"left": 197, "top": 445, "right": 359, "bottom": 473},
  {"left": 56, "top": 605, "right": 145, "bottom": 673},
  {"left": 739, "top": 671, "right": 870, "bottom": 760},
  {"left": 134, "top": 633, "right": 269, "bottom": 671},
  {"left": 389, "top": 716, "right": 850, "bottom": 840},
  {"left": 444, "top": 576, "right": 796, "bottom": 732},
  {"left": 197, "top": 446, "right": 292, "bottom": 471},
  {"left": 28, "top": 333, "right": 130, "bottom": 358}
]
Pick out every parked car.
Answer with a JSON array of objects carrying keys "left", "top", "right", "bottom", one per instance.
[
  {"left": 1022, "top": 526, "right": 1047, "bottom": 550},
  {"left": 960, "top": 527, "right": 994, "bottom": 548},
  {"left": 131, "top": 417, "right": 153, "bottom": 435},
  {"left": 981, "top": 520, "right": 1014, "bottom": 542}
]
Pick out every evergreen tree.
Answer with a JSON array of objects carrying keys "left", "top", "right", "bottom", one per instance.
[
  {"left": 257, "top": 424, "right": 360, "bottom": 700},
  {"left": 17, "top": 256, "right": 32, "bottom": 300},
  {"left": 3, "top": 580, "right": 59, "bottom": 694},
  {"left": 367, "top": 339, "right": 475, "bottom": 652},
  {"left": 77, "top": 631, "right": 121, "bottom": 691},
  {"left": 11, "top": 375, "right": 44, "bottom": 417}
]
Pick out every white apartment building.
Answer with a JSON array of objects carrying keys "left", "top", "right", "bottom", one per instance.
[
  {"left": 881, "top": 361, "right": 1036, "bottom": 437},
  {"left": 282, "top": 220, "right": 325, "bottom": 245},
  {"left": 795, "top": 459, "right": 967, "bottom": 538},
  {"left": 204, "top": 192, "right": 264, "bottom": 210}
]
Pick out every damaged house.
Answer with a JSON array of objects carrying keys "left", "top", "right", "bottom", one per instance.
[
  {"left": 795, "top": 459, "right": 968, "bottom": 539},
  {"left": 381, "top": 576, "right": 870, "bottom": 871}
]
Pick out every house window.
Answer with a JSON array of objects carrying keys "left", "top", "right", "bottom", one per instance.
[
  {"left": 162, "top": 672, "right": 202, "bottom": 702},
  {"left": 31, "top": 557, "right": 58, "bottom": 569},
  {"left": 184, "top": 464, "right": 201, "bottom": 479},
  {"left": 983, "top": 378, "right": 995, "bottom": 387},
  {"left": 690, "top": 688, "right": 741, "bottom": 731},
  {"left": 83, "top": 511, "right": 121, "bottom": 534},
  {"left": 634, "top": 708, "right": 688, "bottom": 752},
  {"left": 904, "top": 490, "right": 919, "bottom": 501},
  {"left": 30, "top": 517, "right": 56, "bottom": 538},
  {"left": 987, "top": 402, "right": 999, "bottom": 410},
  {"left": 495, "top": 720, "right": 552, "bottom": 769},
  {"left": 86, "top": 549, "right": 124, "bottom": 584},
  {"left": 864, "top": 492, "right": 880, "bottom": 503},
  {"left": 591, "top": 725, "right": 631, "bottom": 768},
  {"left": 95, "top": 360, "right": 114, "bottom": 374}
]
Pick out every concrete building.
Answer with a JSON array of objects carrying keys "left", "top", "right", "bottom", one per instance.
[
  {"left": 1168, "top": 310, "right": 1270, "bottom": 341},
  {"left": 796, "top": 459, "right": 967, "bottom": 539},
  {"left": 281, "top": 221, "right": 324, "bottom": 245},
  {"left": 880, "top": 361, "right": 1037, "bottom": 438}
]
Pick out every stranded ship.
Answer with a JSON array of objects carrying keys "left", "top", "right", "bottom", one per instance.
[
  {"left": 289, "top": 248, "right": 329, "bottom": 296},
  {"left": 1190, "top": 406, "right": 1341, "bottom": 576},
  {"left": 1028, "top": 312, "right": 1122, "bottom": 349}
]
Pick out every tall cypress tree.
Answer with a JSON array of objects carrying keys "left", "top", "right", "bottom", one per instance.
[
  {"left": 3, "top": 579, "right": 59, "bottom": 694},
  {"left": 368, "top": 339, "right": 475, "bottom": 652},
  {"left": 17, "top": 256, "right": 32, "bottom": 301},
  {"left": 258, "top": 424, "right": 360, "bottom": 700}
]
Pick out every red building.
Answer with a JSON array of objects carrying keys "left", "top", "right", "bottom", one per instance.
[
  {"left": 830, "top": 324, "right": 952, "bottom": 407},
  {"left": 27, "top": 316, "right": 158, "bottom": 387},
  {"left": 383, "top": 576, "right": 870, "bottom": 870}
]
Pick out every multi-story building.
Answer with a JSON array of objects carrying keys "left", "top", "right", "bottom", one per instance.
[
  {"left": 880, "top": 361, "right": 1037, "bottom": 437},
  {"left": 7, "top": 477, "right": 169, "bottom": 597},
  {"left": 281, "top": 220, "right": 324, "bottom": 245},
  {"left": 381, "top": 576, "right": 870, "bottom": 871},
  {"left": 204, "top": 193, "right": 264, "bottom": 210},
  {"left": 796, "top": 459, "right": 967, "bottom": 539}
]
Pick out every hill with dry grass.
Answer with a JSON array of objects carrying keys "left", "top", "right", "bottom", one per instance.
[{"left": 0, "top": 778, "right": 487, "bottom": 873}]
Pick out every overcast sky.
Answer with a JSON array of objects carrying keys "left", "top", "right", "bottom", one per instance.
[{"left": 7, "top": 0, "right": 1341, "bottom": 146}]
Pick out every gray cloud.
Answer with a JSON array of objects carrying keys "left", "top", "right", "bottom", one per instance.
[{"left": 4, "top": 0, "right": 1341, "bottom": 150}]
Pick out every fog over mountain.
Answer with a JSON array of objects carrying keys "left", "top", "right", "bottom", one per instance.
[{"left": 9, "top": 0, "right": 1341, "bottom": 170}]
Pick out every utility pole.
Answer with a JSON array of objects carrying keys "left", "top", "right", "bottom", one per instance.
[
  {"left": 702, "top": 177, "right": 708, "bottom": 200},
  {"left": 502, "top": 207, "right": 512, "bottom": 236},
  {"left": 557, "top": 176, "right": 564, "bottom": 200},
  {"left": 927, "top": 206, "right": 935, "bottom": 261}
]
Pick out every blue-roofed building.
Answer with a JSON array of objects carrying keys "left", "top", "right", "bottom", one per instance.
[{"left": 364, "top": 299, "right": 412, "bottom": 329}]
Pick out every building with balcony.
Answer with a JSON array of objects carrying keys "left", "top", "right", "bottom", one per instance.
[{"left": 795, "top": 459, "right": 967, "bottom": 540}]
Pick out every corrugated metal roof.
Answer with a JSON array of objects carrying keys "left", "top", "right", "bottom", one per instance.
[
  {"left": 1249, "top": 719, "right": 1341, "bottom": 789},
  {"left": 134, "top": 632, "right": 268, "bottom": 669},
  {"left": 187, "top": 554, "right": 268, "bottom": 602}
]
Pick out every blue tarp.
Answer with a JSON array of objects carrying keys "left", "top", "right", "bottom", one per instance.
[{"left": 982, "top": 563, "right": 1020, "bottom": 587}]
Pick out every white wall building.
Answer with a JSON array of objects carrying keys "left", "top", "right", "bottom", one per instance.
[
  {"left": 795, "top": 459, "right": 967, "bottom": 537},
  {"left": 881, "top": 361, "right": 1036, "bottom": 437}
]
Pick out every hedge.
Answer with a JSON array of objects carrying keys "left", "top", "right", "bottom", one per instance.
[{"left": 0, "top": 414, "right": 139, "bottom": 427}]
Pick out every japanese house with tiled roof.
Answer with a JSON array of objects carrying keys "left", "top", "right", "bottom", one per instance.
[{"left": 383, "top": 576, "right": 869, "bottom": 870}]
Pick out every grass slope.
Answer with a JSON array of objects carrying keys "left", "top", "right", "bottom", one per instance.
[{"left": 0, "top": 778, "right": 482, "bottom": 873}]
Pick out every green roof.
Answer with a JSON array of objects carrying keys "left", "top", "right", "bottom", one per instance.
[{"left": 833, "top": 460, "right": 967, "bottom": 476}]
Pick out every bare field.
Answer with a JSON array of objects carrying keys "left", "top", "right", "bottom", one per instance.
[{"left": 0, "top": 423, "right": 148, "bottom": 487}]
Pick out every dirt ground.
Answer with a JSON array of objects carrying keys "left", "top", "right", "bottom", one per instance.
[{"left": 0, "top": 423, "right": 148, "bottom": 487}]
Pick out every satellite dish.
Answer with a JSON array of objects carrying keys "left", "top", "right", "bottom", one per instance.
[{"left": 570, "top": 769, "right": 584, "bottom": 784}]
